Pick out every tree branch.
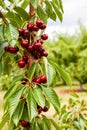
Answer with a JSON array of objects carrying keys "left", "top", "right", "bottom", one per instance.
[{"left": 0, "top": 11, "right": 8, "bottom": 24}]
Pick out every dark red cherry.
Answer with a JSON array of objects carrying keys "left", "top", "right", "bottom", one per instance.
[
  {"left": 41, "top": 34, "right": 48, "bottom": 40},
  {"left": 4, "top": 46, "right": 11, "bottom": 52},
  {"left": 42, "top": 51, "right": 48, "bottom": 57},
  {"left": 22, "top": 55, "right": 28, "bottom": 63},
  {"left": 32, "top": 25, "right": 39, "bottom": 31},
  {"left": 21, "top": 40, "right": 29, "bottom": 48},
  {"left": 42, "top": 106, "right": 48, "bottom": 112},
  {"left": 40, "top": 75, "right": 47, "bottom": 83},
  {"left": 27, "top": 23, "right": 33, "bottom": 31},
  {"left": 36, "top": 20, "right": 44, "bottom": 27},
  {"left": 18, "top": 60, "right": 26, "bottom": 68},
  {"left": 18, "top": 28, "right": 24, "bottom": 36},
  {"left": 20, "top": 120, "right": 29, "bottom": 127}
]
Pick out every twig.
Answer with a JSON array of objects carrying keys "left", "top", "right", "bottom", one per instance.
[{"left": 0, "top": 11, "right": 8, "bottom": 24}]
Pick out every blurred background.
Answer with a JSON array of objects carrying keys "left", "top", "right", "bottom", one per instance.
[{"left": 46, "top": 0, "right": 87, "bottom": 38}]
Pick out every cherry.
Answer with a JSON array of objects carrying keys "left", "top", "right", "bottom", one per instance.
[
  {"left": 42, "top": 106, "right": 48, "bottom": 112},
  {"left": 37, "top": 105, "right": 42, "bottom": 114},
  {"left": 21, "top": 40, "right": 29, "bottom": 48},
  {"left": 18, "top": 28, "right": 24, "bottom": 36},
  {"left": 34, "top": 42, "right": 41, "bottom": 49},
  {"left": 41, "top": 34, "right": 48, "bottom": 40},
  {"left": 27, "top": 45, "right": 33, "bottom": 53},
  {"left": 32, "top": 25, "right": 39, "bottom": 31},
  {"left": 4, "top": 46, "right": 11, "bottom": 52},
  {"left": 40, "top": 75, "right": 47, "bottom": 83},
  {"left": 22, "top": 55, "right": 28, "bottom": 63},
  {"left": 36, "top": 20, "right": 44, "bottom": 27},
  {"left": 23, "top": 29, "right": 29, "bottom": 38},
  {"left": 42, "top": 51, "right": 48, "bottom": 57},
  {"left": 20, "top": 96, "right": 24, "bottom": 99},
  {"left": 32, "top": 77, "right": 41, "bottom": 84},
  {"left": 27, "top": 23, "right": 33, "bottom": 31},
  {"left": 39, "top": 24, "right": 46, "bottom": 30},
  {"left": 38, "top": 39, "right": 43, "bottom": 44},
  {"left": 20, "top": 120, "right": 29, "bottom": 127},
  {"left": 18, "top": 60, "right": 26, "bottom": 68},
  {"left": 10, "top": 46, "right": 19, "bottom": 53}
]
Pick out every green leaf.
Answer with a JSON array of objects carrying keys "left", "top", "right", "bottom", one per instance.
[
  {"left": 9, "top": 88, "right": 23, "bottom": 117},
  {"left": 37, "top": 5, "right": 48, "bottom": 23},
  {"left": 0, "top": 25, "right": 4, "bottom": 42},
  {"left": 0, "top": 112, "right": 9, "bottom": 129},
  {"left": 54, "top": 63, "right": 72, "bottom": 87},
  {"left": 32, "top": 122, "right": 41, "bottom": 130},
  {"left": 28, "top": 62, "right": 36, "bottom": 80},
  {"left": 12, "top": 99, "right": 25, "bottom": 126},
  {"left": 50, "top": 119, "right": 62, "bottom": 130},
  {"left": 30, "top": 0, "right": 39, "bottom": 9},
  {"left": 0, "top": 41, "right": 8, "bottom": 58},
  {"left": 43, "top": 57, "right": 56, "bottom": 86},
  {"left": 21, "top": 0, "right": 30, "bottom": 9},
  {"left": 27, "top": 88, "right": 38, "bottom": 121},
  {"left": 8, "top": 119, "right": 14, "bottom": 130},
  {"left": 5, "top": 11, "right": 23, "bottom": 27},
  {"left": 51, "top": 1, "right": 63, "bottom": 22},
  {"left": 11, "top": 75, "right": 24, "bottom": 85},
  {"left": 71, "top": 93, "right": 79, "bottom": 98},
  {"left": 14, "top": 7, "right": 29, "bottom": 20},
  {"left": 42, "top": 115, "right": 51, "bottom": 130},
  {"left": 4, "top": 23, "right": 19, "bottom": 46},
  {"left": 59, "top": 0, "right": 64, "bottom": 13},
  {"left": 33, "top": 86, "right": 45, "bottom": 108},
  {"left": 0, "top": 0, "right": 6, "bottom": 9},
  {"left": 42, "top": 87, "right": 60, "bottom": 113}
]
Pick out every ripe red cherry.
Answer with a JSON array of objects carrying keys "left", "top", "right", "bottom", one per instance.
[
  {"left": 18, "top": 60, "right": 26, "bottom": 68},
  {"left": 27, "top": 23, "right": 33, "bottom": 31},
  {"left": 23, "top": 29, "right": 30, "bottom": 38},
  {"left": 22, "top": 55, "right": 28, "bottom": 63},
  {"left": 41, "top": 34, "right": 48, "bottom": 40},
  {"left": 37, "top": 105, "right": 42, "bottom": 114},
  {"left": 21, "top": 40, "right": 29, "bottom": 48},
  {"left": 4, "top": 46, "right": 11, "bottom": 52},
  {"left": 42, "top": 51, "right": 48, "bottom": 57},
  {"left": 18, "top": 28, "right": 24, "bottom": 36},
  {"left": 36, "top": 20, "right": 44, "bottom": 27},
  {"left": 20, "top": 120, "right": 29, "bottom": 127},
  {"left": 32, "top": 78, "right": 41, "bottom": 84},
  {"left": 34, "top": 42, "right": 41, "bottom": 49},
  {"left": 10, "top": 46, "right": 19, "bottom": 53},
  {"left": 27, "top": 45, "right": 33, "bottom": 52},
  {"left": 42, "top": 106, "right": 48, "bottom": 112},
  {"left": 39, "top": 24, "right": 46, "bottom": 30},
  {"left": 20, "top": 96, "right": 24, "bottom": 99},
  {"left": 38, "top": 39, "right": 43, "bottom": 44},
  {"left": 32, "top": 25, "right": 39, "bottom": 31},
  {"left": 40, "top": 75, "right": 47, "bottom": 83}
]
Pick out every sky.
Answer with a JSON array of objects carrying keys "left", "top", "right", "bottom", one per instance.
[{"left": 46, "top": 0, "right": 87, "bottom": 37}]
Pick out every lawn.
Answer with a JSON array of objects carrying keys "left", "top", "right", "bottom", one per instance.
[{"left": 0, "top": 86, "right": 87, "bottom": 130}]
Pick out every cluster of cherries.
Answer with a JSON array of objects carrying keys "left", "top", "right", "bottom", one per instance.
[
  {"left": 4, "top": 20, "right": 49, "bottom": 128},
  {"left": 37, "top": 105, "right": 48, "bottom": 114},
  {"left": 4, "top": 19, "right": 48, "bottom": 68}
]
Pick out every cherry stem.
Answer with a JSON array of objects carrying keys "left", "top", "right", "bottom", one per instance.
[{"left": 0, "top": 11, "right": 8, "bottom": 24}]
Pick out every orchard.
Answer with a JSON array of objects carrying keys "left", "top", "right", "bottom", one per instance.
[{"left": 0, "top": 0, "right": 87, "bottom": 130}]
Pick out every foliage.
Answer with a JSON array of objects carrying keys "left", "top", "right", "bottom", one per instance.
[
  {"left": 52, "top": 93, "right": 87, "bottom": 130},
  {"left": 45, "top": 24, "right": 87, "bottom": 85}
]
